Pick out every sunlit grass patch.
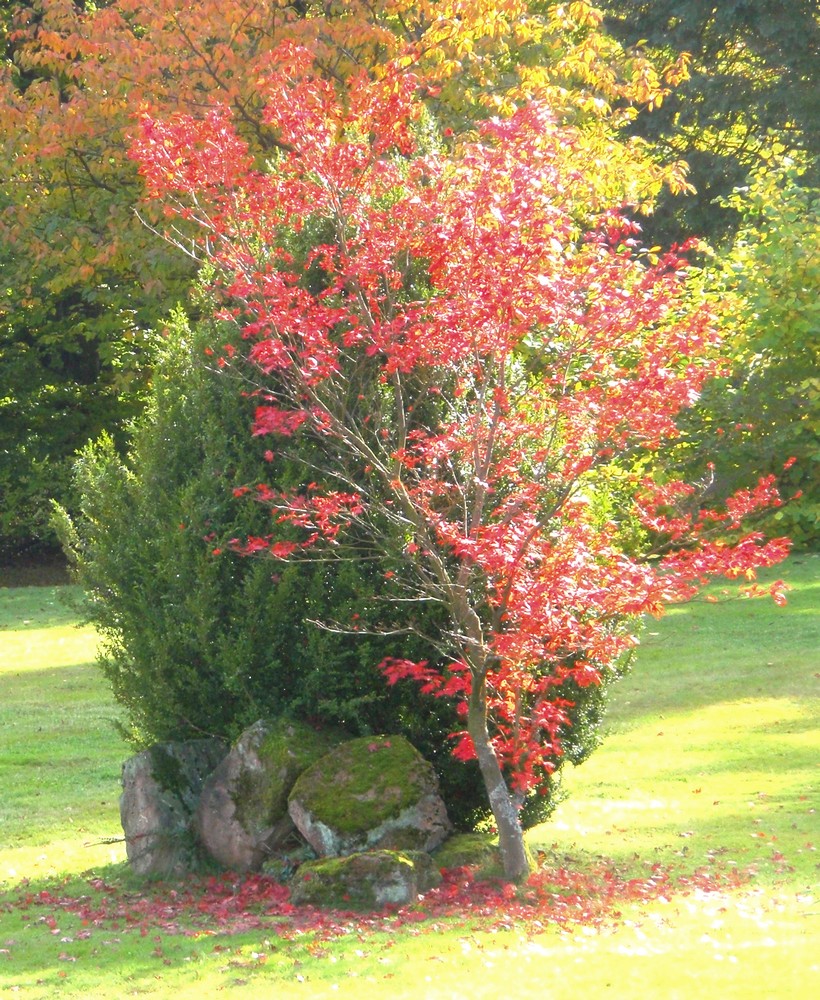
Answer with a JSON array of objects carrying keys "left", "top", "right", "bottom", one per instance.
[
  {"left": 0, "top": 585, "right": 98, "bottom": 671},
  {"left": 0, "top": 587, "right": 127, "bottom": 878},
  {"left": 539, "top": 555, "right": 819, "bottom": 894}
]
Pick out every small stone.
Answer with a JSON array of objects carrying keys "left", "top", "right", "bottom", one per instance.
[{"left": 290, "top": 850, "right": 442, "bottom": 910}]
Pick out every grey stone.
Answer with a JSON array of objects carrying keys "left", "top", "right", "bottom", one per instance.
[
  {"left": 290, "top": 850, "right": 442, "bottom": 910},
  {"left": 193, "top": 718, "right": 343, "bottom": 872},
  {"left": 120, "top": 738, "right": 226, "bottom": 876}
]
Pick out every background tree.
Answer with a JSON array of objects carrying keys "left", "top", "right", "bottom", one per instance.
[
  {"left": 131, "top": 49, "right": 789, "bottom": 879},
  {"left": 0, "top": 291, "right": 144, "bottom": 558},
  {"left": 598, "top": 3, "right": 818, "bottom": 544},
  {"left": 602, "top": 0, "right": 820, "bottom": 246},
  {"left": 671, "top": 160, "right": 819, "bottom": 547}
]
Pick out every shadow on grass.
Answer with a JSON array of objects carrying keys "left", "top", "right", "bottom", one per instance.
[
  {"left": 0, "top": 552, "right": 71, "bottom": 589},
  {"left": 0, "top": 585, "right": 86, "bottom": 631},
  {"left": 0, "top": 861, "right": 264, "bottom": 998},
  {"left": 0, "top": 848, "right": 716, "bottom": 1000},
  {"left": 0, "top": 862, "right": 385, "bottom": 997},
  {"left": 0, "top": 660, "right": 108, "bottom": 692}
]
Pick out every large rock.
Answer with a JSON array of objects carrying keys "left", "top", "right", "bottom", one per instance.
[
  {"left": 290, "top": 850, "right": 442, "bottom": 910},
  {"left": 193, "top": 718, "right": 343, "bottom": 872},
  {"left": 120, "top": 738, "right": 226, "bottom": 876},
  {"left": 288, "top": 735, "right": 452, "bottom": 857}
]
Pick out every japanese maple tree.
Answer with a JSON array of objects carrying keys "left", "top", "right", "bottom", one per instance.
[{"left": 131, "top": 45, "right": 789, "bottom": 881}]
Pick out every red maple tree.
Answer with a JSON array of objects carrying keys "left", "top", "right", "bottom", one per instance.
[{"left": 131, "top": 45, "right": 789, "bottom": 881}]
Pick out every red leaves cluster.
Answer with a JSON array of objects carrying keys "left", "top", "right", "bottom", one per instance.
[
  {"left": 15, "top": 875, "right": 291, "bottom": 939},
  {"left": 252, "top": 406, "right": 308, "bottom": 438},
  {"left": 635, "top": 475, "right": 790, "bottom": 605},
  {"left": 134, "top": 107, "right": 253, "bottom": 205}
]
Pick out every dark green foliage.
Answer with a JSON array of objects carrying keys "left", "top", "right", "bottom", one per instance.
[
  {"left": 0, "top": 291, "right": 146, "bottom": 559},
  {"left": 210, "top": 552, "right": 494, "bottom": 831},
  {"left": 600, "top": 3, "right": 819, "bottom": 547},
  {"left": 52, "top": 314, "right": 280, "bottom": 744},
  {"left": 53, "top": 313, "right": 494, "bottom": 827},
  {"left": 147, "top": 744, "right": 185, "bottom": 798},
  {"left": 603, "top": 0, "right": 819, "bottom": 246}
]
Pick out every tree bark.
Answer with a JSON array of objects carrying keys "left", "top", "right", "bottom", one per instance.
[{"left": 467, "top": 674, "right": 531, "bottom": 882}]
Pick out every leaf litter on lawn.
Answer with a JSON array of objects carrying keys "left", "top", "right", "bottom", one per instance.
[{"left": 3, "top": 855, "right": 758, "bottom": 946}]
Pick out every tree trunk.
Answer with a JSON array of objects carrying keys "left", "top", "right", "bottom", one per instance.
[{"left": 467, "top": 676, "right": 531, "bottom": 882}]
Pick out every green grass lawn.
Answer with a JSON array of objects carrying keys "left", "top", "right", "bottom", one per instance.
[
  {"left": 0, "top": 586, "right": 128, "bottom": 881},
  {"left": 541, "top": 554, "right": 819, "bottom": 889},
  {"left": 0, "top": 556, "right": 817, "bottom": 998}
]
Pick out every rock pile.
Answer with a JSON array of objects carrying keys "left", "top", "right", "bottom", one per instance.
[{"left": 119, "top": 720, "right": 456, "bottom": 907}]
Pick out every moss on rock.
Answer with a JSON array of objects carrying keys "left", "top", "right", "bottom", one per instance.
[
  {"left": 433, "top": 832, "right": 504, "bottom": 878},
  {"left": 230, "top": 718, "right": 344, "bottom": 833},
  {"left": 288, "top": 735, "right": 431, "bottom": 836},
  {"left": 433, "top": 832, "right": 536, "bottom": 881},
  {"left": 147, "top": 744, "right": 184, "bottom": 798},
  {"left": 146, "top": 738, "right": 226, "bottom": 809}
]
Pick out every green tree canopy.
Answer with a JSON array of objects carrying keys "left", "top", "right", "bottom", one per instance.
[{"left": 603, "top": 0, "right": 819, "bottom": 245}]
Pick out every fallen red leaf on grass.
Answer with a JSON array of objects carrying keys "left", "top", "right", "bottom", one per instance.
[{"left": 7, "top": 858, "right": 757, "bottom": 945}]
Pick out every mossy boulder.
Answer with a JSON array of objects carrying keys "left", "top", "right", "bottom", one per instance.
[
  {"left": 194, "top": 718, "right": 344, "bottom": 872},
  {"left": 287, "top": 735, "right": 452, "bottom": 857},
  {"left": 290, "top": 850, "right": 442, "bottom": 910},
  {"left": 120, "top": 738, "right": 227, "bottom": 876}
]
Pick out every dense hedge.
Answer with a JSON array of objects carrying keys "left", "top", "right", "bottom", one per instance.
[{"left": 53, "top": 314, "right": 492, "bottom": 828}]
